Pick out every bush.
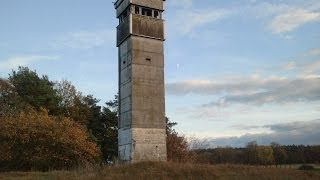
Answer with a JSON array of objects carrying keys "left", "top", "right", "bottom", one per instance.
[
  {"left": 298, "top": 164, "right": 314, "bottom": 170},
  {"left": 0, "top": 109, "right": 99, "bottom": 171}
]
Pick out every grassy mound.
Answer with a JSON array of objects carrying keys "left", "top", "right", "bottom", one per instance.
[{"left": 1, "top": 162, "right": 320, "bottom": 180}]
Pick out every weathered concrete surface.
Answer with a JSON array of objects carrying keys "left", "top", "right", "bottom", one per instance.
[
  {"left": 132, "top": 14, "right": 164, "bottom": 40},
  {"left": 116, "top": 0, "right": 167, "bottom": 163},
  {"left": 131, "top": 128, "right": 167, "bottom": 162},
  {"left": 118, "top": 128, "right": 167, "bottom": 162},
  {"left": 117, "top": 14, "right": 164, "bottom": 46}
]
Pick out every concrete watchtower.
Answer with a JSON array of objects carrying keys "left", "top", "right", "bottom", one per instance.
[{"left": 114, "top": 0, "right": 167, "bottom": 163}]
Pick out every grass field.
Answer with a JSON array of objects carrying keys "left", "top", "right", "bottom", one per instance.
[{"left": 1, "top": 162, "right": 320, "bottom": 180}]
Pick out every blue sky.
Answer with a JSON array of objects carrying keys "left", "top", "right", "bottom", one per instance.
[{"left": 1, "top": 0, "right": 320, "bottom": 147}]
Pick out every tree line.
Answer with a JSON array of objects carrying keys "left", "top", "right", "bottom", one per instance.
[
  {"left": 0, "top": 67, "right": 118, "bottom": 170},
  {"left": 192, "top": 141, "right": 320, "bottom": 166},
  {"left": 0, "top": 66, "right": 187, "bottom": 171},
  {"left": 1, "top": 66, "right": 319, "bottom": 171}
]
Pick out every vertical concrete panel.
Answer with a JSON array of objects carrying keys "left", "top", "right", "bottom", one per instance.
[
  {"left": 120, "top": 66, "right": 131, "bottom": 84},
  {"left": 115, "top": 0, "right": 130, "bottom": 17},
  {"left": 118, "top": 144, "right": 132, "bottom": 161},
  {"left": 120, "top": 110, "right": 132, "bottom": 128},
  {"left": 118, "top": 128, "right": 132, "bottom": 145}
]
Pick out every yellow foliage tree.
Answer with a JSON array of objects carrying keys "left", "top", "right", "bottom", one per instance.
[{"left": 0, "top": 108, "right": 99, "bottom": 171}]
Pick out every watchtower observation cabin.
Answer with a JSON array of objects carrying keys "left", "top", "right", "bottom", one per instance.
[{"left": 114, "top": 0, "right": 167, "bottom": 163}]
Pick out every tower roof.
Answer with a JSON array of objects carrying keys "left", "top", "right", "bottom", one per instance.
[{"left": 114, "top": 0, "right": 165, "bottom": 9}]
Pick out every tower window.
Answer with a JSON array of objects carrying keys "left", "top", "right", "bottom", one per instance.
[
  {"left": 135, "top": 6, "right": 140, "bottom": 15},
  {"left": 154, "top": 11, "right": 159, "bottom": 18},
  {"left": 142, "top": 8, "right": 152, "bottom": 17}
]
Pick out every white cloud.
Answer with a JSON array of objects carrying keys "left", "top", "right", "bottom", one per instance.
[
  {"left": 307, "top": 48, "right": 320, "bottom": 56},
  {"left": 250, "top": 2, "right": 291, "bottom": 18},
  {"left": 282, "top": 61, "right": 296, "bottom": 70},
  {"left": 51, "top": 29, "right": 115, "bottom": 49},
  {"left": 167, "top": 75, "right": 288, "bottom": 96},
  {"left": 174, "top": 9, "right": 230, "bottom": 35},
  {"left": 219, "top": 76, "right": 320, "bottom": 105},
  {"left": 167, "top": 1, "right": 320, "bottom": 37},
  {"left": 302, "top": 60, "right": 320, "bottom": 74},
  {"left": 167, "top": 73, "right": 320, "bottom": 106},
  {"left": 207, "top": 119, "right": 320, "bottom": 147},
  {"left": 269, "top": 8, "right": 320, "bottom": 34},
  {"left": 0, "top": 55, "right": 58, "bottom": 70},
  {"left": 238, "top": 1, "right": 320, "bottom": 34}
]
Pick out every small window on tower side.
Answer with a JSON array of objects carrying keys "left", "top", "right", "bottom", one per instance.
[
  {"left": 142, "top": 8, "right": 152, "bottom": 17},
  {"left": 154, "top": 10, "right": 159, "bottom": 18},
  {"left": 135, "top": 6, "right": 140, "bottom": 15}
]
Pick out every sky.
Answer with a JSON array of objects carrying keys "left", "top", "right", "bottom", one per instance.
[{"left": 1, "top": 0, "right": 320, "bottom": 147}]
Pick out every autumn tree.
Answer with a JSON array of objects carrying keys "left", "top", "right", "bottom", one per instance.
[
  {"left": 166, "top": 117, "right": 191, "bottom": 162},
  {"left": 271, "top": 142, "right": 287, "bottom": 167},
  {"left": 0, "top": 108, "right": 99, "bottom": 171},
  {"left": 55, "top": 80, "right": 91, "bottom": 126},
  {"left": 257, "top": 146, "right": 274, "bottom": 166},
  {"left": 245, "top": 141, "right": 259, "bottom": 165},
  {"left": 56, "top": 81, "right": 119, "bottom": 162}
]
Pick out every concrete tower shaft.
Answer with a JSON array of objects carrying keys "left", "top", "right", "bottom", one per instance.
[{"left": 114, "top": 0, "right": 167, "bottom": 163}]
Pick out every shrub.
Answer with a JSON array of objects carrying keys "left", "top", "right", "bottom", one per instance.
[
  {"left": 0, "top": 109, "right": 99, "bottom": 171},
  {"left": 298, "top": 164, "right": 314, "bottom": 170}
]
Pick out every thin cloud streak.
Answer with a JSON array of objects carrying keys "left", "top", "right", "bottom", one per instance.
[
  {"left": 0, "top": 55, "right": 59, "bottom": 70},
  {"left": 51, "top": 29, "right": 115, "bottom": 50},
  {"left": 166, "top": 1, "right": 320, "bottom": 38},
  {"left": 174, "top": 9, "right": 231, "bottom": 35},
  {"left": 269, "top": 8, "right": 320, "bottom": 34},
  {"left": 307, "top": 48, "right": 320, "bottom": 56},
  {"left": 167, "top": 57, "right": 320, "bottom": 106},
  {"left": 168, "top": 76, "right": 320, "bottom": 107},
  {"left": 207, "top": 119, "right": 320, "bottom": 147},
  {"left": 167, "top": 75, "right": 288, "bottom": 96}
]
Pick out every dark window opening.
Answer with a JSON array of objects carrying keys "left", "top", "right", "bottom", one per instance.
[
  {"left": 123, "top": 61, "right": 126, "bottom": 64},
  {"left": 135, "top": 6, "right": 140, "bottom": 14},
  {"left": 142, "top": 8, "right": 152, "bottom": 17},
  {"left": 154, "top": 11, "right": 159, "bottom": 18},
  {"left": 146, "top": 58, "right": 151, "bottom": 61}
]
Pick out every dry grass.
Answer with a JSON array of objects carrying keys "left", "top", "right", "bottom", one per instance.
[{"left": 1, "top": 162, "right": 320, "bottom": 180}]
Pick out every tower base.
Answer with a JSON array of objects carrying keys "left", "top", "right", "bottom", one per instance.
[{"left": 118, "top": 128, "right": 167, "bottom": 163}]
